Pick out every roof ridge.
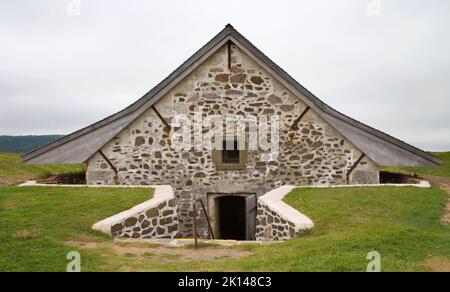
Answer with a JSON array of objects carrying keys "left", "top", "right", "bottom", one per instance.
[{"left": 23, "top": 24, "right": 441, "bottom": 166}]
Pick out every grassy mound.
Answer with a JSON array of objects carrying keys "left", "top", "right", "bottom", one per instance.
[{"left": 0, "top": 152, "right": 84, "bottom": 185}]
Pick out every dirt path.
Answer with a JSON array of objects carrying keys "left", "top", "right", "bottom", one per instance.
[
  {"left": 0, "top": 178, "right": 23, "bottom": 186},
  {"left": 65, "top": 240, "right": 252, "bottom": 262},
  {"left": 422, "top": 174, "right": 450, "bottom": 224},
  {"left": 440, "top": 183, "right": 450, "bottom": 224}
]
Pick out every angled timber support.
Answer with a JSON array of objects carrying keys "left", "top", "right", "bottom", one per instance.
[
  {"left": 195, "top": 199, "right": 215, "bottom": 240},
  {"left": 98, "top": 150, "right": 119, "bottom": 184},
  {"left": 289, "top": 106, "right": 311, "bottom": 143},
  {"left": 151, "top": 105, "right": 172, "bottom": 133},
  {"left": 151, "top": 104, "right": 173, "bottom": 152},
  {"left": 346, "top": 153, "right": 366, "bottom": 184},
  {"left": 291, "top": 106, "right": 310, "bottom": 131}
]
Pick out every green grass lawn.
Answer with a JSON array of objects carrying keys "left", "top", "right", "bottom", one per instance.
[
  {"left": 0, "top": 152, "right": 84, "bottom": 184},
  {"left": 0, "top": 152, "right": 448, "bottom": 271},
  {"left": 0, "top": 185, "right": 448, "bottom": 271},
  {"left": 383, "top": 152, "right": 450, "bottom": 177},
  {"left": 279, "top": 187, "right": 449, "bottom": 271},
  {"left": 0, "top": 187, "right": 152, "bottom": 272},
  {"left": 194, "top": 186, "right": 449, "bottom": 272}
]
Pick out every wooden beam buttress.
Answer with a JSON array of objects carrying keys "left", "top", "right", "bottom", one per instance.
[
  {"left": 289, "top": 106, "right": 311, "bottom": 143},
  {"left": 346, "top": 153, "right": 366, "bottom": 184},
  {"left": 151, "top": 105, "right": 172, "bottom": 133},
  {"left": 98, "top": 150, "right": 119, "bottom": 184},
  {"left": 291, "top": 106, "right": 310, "bottom": 131}
]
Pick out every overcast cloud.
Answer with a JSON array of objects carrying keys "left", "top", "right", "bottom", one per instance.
[{"left": 0, "top": 0, "right": 449, "bottom": 150}]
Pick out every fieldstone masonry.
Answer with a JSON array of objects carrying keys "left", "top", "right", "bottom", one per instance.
[
  {"left": 256, "top": 201, "right": 297, "bottom": 241},
  {"left": 110, "top": 198, "right": 178, "bottom": 239},
  {"left": 86, "top": 44, "right": 379, "bottom": 240}
]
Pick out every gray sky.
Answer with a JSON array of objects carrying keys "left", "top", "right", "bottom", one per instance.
[{"left": 1, "top": 0, "right": 449, "bottom": 151}]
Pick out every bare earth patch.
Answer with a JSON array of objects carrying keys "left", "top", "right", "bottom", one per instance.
[
  {"left": 439, "top": 183, "right": 450, "bottom": 224},
  {"left": 14, "top": 229, "right": 40, "bottom": 240},
  {"left": 0, "top": 178, "right": 22, "bottom": 186},
  {"left": 65, "top": 240, "right": 252, "bottom": 262},
  {"left": 2, "top": 201, "right": 18, "bottom": 210},
  {"left": 423, "top": 257, "right": 450, "bottom": 272},
  {"left": 421, "top": 175, "right": 450, "bottom": 224}
]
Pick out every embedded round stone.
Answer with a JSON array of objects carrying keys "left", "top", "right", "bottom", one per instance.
[
  {"left": 268, "top": 94, "right": 282, "bottom": 104},
  {"left": 125, "top": 217, "right": 138, "bottom": 227},
  {"left": 215, "top": 74, "right": 230, "bottom": 82},
  {"left": 230, "top": 74, "right": 247, "bottom": 83},
  {"left": 142, "top": 228, "right": 153, "bottom": 235},
  {"left": 146, "top": 208, "right": 159, "bottom": 218},
  {"left": 135, "top": 136, "right": 145, "bottom": 146},
  {"left": 168, "top": 224, "right": 178, "bottom": 233},
  {"left": 163, "top": 209, "right": 174, "bottom": 216},
  {"left": 111, "top": 223, "right": 123, "bottom": 233},
  {"left": 250, "top": 76, "right": 264, "bottom": 85},
  {"left": 141, "top": 220, "right": 150, "bottom": 229},
  {"left": 168, "top": 199, "right": 176, "bottom": 207},
  {"left": 280, "top": 104, "right": 294, "bottom": 112}
]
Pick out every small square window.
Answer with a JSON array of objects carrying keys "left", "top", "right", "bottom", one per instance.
[
  {"left": 222, "top": 141, "right": 240, "bottom": 164},
  {"left": 212, "top": 139, "right": 248, "bottom": 171}
]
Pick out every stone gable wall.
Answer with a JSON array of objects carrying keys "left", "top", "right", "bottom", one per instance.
[{"left": 86, "top": 44, "right": 379, "bottom": 238}]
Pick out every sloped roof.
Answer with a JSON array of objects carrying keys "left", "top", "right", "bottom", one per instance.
[{"left": 23, "top": 24, "right": 441, "bottom": 166}]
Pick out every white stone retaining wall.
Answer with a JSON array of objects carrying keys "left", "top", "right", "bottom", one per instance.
[
  {"left": 21, "top": 180, "right": 430, "bottom": 241},
  {"left": 256, "top": 186, "right": 314, "bottom": 241},
  {"left": 255, "top": 181, "right": 430, "bottom": 241},
  {"left": 92, "top": 185, "right": 179, "bottom": 239}
]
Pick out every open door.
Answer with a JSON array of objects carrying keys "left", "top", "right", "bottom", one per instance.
[{"left": 245, "top": 194, "right": 257, "bottom": 240}]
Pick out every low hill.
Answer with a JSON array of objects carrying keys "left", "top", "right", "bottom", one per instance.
[
  {"left": 0, "top": 135, "right": 64, "bottom": 154},
  {"left": 383, "top": 152, "right": 450, "bottom": 177},
  {"left": 0, "top": 152, "right": 84, "bottom": 186}
]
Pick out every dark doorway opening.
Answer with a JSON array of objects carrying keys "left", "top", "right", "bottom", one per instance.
[
  {"left": 379, "top": 171, "right": 420, "bottom": 184},
  {"left": 217, "top": 196, "right": 246, "bottom": 240}
]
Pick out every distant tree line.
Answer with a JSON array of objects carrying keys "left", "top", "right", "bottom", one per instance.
[{"left": 0, "top": 135, "right": 64, "bottom": 154}]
